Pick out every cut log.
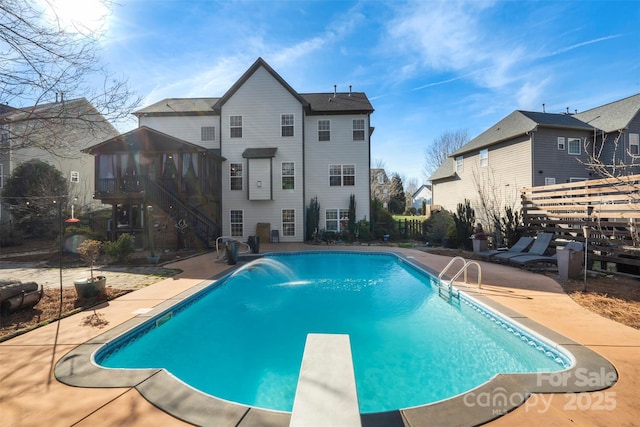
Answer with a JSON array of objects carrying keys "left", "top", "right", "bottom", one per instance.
[{"left": 0, "top": 281, "right": 39, "bottom": 302}]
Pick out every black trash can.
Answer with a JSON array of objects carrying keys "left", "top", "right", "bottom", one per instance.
[
  {"left": 225, "top": 241, "right": 238, "bottom": 265},
  {"left": 248, "top": 235, "right": 260, "bottom": 254}
]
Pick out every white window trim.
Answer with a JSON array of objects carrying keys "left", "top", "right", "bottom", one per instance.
[
  {"left": 281, "top": 114, "right": 294, "bottom": 137},
  {"left": 353, "top": 119, "right": 365, "bottom": 141},
  {"left": 282, "top": 162, "right": 295, "bottom": 190},
  {"left": 318, "top": 119, "right": 331, "bottom": 142},
  {"left": 557, "top": 137, "right": 566, "bottom": 150},
  {"left": 325, "top": 208, "right": 349, "bottom": 232},
  {"left": 479, "top": 149, "right": 488, "bottom": 167},
  {"left": 70, "top": 171, "right": 80, "bottom": 183},
  {"left": 282, "top": 208, "right": 295, "bottom": 237},
  {"left": 567, "top": 138, "right": 581, "bottom": 155},
  {"left": 629, "top": 133, "right": 639, "bottom": 156},
  {"left": 230, "top": 162, "right": 243, "bottom": 191},
  {"left": 455, "top": 156, "right": 464, "bottom": 173},
  {"left": 230, "top": 115, "right": 243, "bottom": 138},
  {"left": 545, "top": 177, "right": 556, "bottom": 185},
  {"left": 230, "top": 209, "right": 244, "bottom": 237},
  {"left": 329, "top": 164, "right": 355, "bottom": 187}
]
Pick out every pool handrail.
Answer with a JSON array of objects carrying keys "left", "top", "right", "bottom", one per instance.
[{"left": 437, "top": 256, "right": 482, "bottom": 296}]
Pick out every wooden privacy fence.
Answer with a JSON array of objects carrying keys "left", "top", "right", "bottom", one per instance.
[{"left": 521, "top": 174, "right": 640, "bottom": 275}]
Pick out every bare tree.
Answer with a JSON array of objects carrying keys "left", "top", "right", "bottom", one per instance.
[
  {"left": 0, "top": 0, "right": 139, "bottom": 151},
  {"left": 423, "top": 129, "right": 469, "bottom": 181}
]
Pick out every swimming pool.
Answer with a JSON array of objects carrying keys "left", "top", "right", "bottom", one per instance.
[{"left": 95, "top": 251, "right": 571, "bottom": 413}]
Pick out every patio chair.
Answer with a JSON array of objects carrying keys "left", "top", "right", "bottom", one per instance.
[
  {"left": 492, "top": 232, "right": 554, "bottom": 263},
  {"left": 510, "top": 241, "right": 583, "bottom": 266},
  {"left": 477, "top": 236, "right": 534, "bottom": 260}
]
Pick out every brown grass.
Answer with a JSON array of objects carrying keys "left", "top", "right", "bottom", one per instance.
[{"left": 554, "top": 273, "right": 640, "bottom": 330}]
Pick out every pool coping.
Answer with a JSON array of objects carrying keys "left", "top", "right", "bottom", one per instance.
[{"left": 54, "top": 251, "right": 618, "bottom": 427}]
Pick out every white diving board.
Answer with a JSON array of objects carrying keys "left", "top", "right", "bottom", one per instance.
[{"left": 290, "top": 333, "right": 361, "bottom": 427}]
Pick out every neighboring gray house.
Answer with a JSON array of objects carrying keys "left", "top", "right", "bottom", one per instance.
[
  {"left": 412, "top": 184, "right": 432, "bottom": 211},
  {"left": 0, "top": 98, "right": 118, "bottom": 222},
  {"left": 430, "top": 93, "right": 640, "bottom": 218}
]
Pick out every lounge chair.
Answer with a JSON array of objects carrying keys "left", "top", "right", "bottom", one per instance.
[
  {"left": 492, "top": 232, "right": 554, "bottom": 263},
  {"left": 510, "top": 241, "right": 583, "bottom": 266},
  {"left": 477, "top": 236, "right": 534, "bottom": 260}
]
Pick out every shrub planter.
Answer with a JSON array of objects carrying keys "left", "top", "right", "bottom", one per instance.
[
  {"left": 472, "top": 239, "right": 489, "bottom": 254},
  {"left": 73, "top": 276, "right": 107, "bottom": 298}
]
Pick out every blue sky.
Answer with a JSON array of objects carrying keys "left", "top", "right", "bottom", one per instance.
[{"left": 85, "top": 0, "right": 640, "bottom": 184}]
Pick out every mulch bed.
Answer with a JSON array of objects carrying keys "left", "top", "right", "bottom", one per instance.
[{"left": 0, "top": 287, "right": 130, "bottom": 341}]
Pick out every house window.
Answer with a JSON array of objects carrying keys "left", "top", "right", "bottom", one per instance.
[
  {"left": 567, "top": 138, "right": 581, "bottom": 155},
  {"left": 282, "top": 209, "right": 295, "bottom": 237},
  {"left": 343, "top": 165, "right": 355, "bottom": 186},
  {"left": 230, "top": 115, "right": 243, "bottom": 138},
  {"left": 545, "top": 177, "right": 556, "bottom": 185},
  {"left": 281, "top": 114, "right": 294, "bottom": 137},
  {"left": 455, "top": 156, "right": 464, "bottom": 173},
  {"left": 353, "top": 119, "right": 365, "bottom": 141},
  {"left": 377, "top": 173, "right": 384, "bottom": 185},
  {"left": 201, "top": 126, "right": 215, "bottom": 141},
  {"left": 629, "top": 133, "right": 639, "bottom": 155},
  {"left": 329, "top": 164, "right": 355, "bottom": 187},
  {"left": 70, "top": 171, "right": 80, "bottom": 183},
  {"left": 557, "top": 137, "right": 565, "bottom": 150},
  {"left": 230, "top": 210, "right": 243, "bottom": 237},
  {"left": 282, "top": 162, "right": 295, "bottom": 190},
  {"left": 479, "top": 149, "right": 488, "bottom": 167},
  {"left": 326, "top": 208, "right": 348, "bottom": 232},
  {"left": 230, "top": 163, "right": 243, "bottom": 190},
  {"left": 318, "top": 120, "right": 330, "bottom": 141}
]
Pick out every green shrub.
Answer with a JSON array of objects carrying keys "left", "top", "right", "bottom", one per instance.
[
  {"left": 103, "top": 233, "right": 135, "bottom": 264},
  {"left": 453, "top": 199, "right": 475, "bottom": 250},
  {"left": 64, "top": 225, "right": 104, "bottom": 241},
  {"left": 423, "top": 210, "right": 454, "bottom": 246}
]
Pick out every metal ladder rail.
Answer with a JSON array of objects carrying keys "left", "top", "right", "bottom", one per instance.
[
  {"left": 444, "top": 261, "right": 482, "bottom": 290},
  {"left": 437, "top": 256, "right": 467, "bottom": 300}
]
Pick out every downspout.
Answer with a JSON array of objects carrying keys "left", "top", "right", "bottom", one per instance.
[{"left": 302, "top": 105, "right": 306, "bottom": 241}]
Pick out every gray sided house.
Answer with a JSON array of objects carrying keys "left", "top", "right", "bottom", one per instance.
[
  {"left": 430, "top": 93, "right": 640, "bottom": 220},
  {"left": 0, "top": 98, "right": 118, "bottom": 223},
  {"left": 86, "top": 58, "right": 374, "bottom": 246}
]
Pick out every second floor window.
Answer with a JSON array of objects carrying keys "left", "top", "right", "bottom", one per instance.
[
  {"left": 70, "top": 171, "right": 80, "bottom": 183},
  {"left": 629, "top": 133, "right": 639, "bottom": 155},
  {"left": 479, "top": 149, "right": 488, "bottom": 167},
  {"left": 353, "top": 119, "right": 365, "bottom": 141},
  {"left": 282, "top": 162, "right": 295, "bottom": 190},
  {"left": 201, "top": 126, "right": 215, "bottom": 141},
  {"left": 281, "top": 114, "right": 294, "bottom": 137},
  {"left": 230, "top": 116, "right": 243, "bottom": 138},
  {"left": 545, "top": 177, "right": 556, "bottom": 185},
  {"left": 557, "top": 137, "right": 566, "bottom": 150},
  {"left": 455, "top": 156, "right": 464, "bottom": 173},
  {"left": 318, "top": 120, "right": 330, "bottom": 141},
  {"left": 230, "top": 163, "right": 243, "bottom": 190},
  {"left": 568, "top": 138, "right": 581, "bottom": 155},
  {"left": 329, "top": 164, "right": 355, "bottom": 187}
]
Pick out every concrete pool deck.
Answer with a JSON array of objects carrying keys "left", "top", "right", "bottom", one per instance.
[{"left": 1, "top": 243, "right": 638, "bottom": 426}]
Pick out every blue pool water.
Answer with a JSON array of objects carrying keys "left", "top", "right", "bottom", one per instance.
[{"left": 97, "top": 252, "right": 571, "bottom": 413}]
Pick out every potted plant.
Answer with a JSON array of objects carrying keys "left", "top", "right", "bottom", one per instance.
[
  {"left": 74, "top": 239, "right": 107, "bottom": 298},
  {"left": 471, "top": 223, "right": 489, "bottom": 254}
]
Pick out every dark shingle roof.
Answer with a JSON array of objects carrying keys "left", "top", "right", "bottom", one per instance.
[
  {"left": 573, "top": 93, "right": 640, "bottom": 133},
  {"left": 134, "top": 98, "right": 219, "bottom": 116},
  {"left": 83, "top": 126, "right": 217, "bottom": 156},
  {"left": 451, "top": 110, "right": 593, "bottom": 156},
  {"left": 242, "top": 147, "right": 277, "bottom": 158},
  {"left": 301, "top": 92, "right": 374, "bottom": 114},
  {"left": 135, "top": 58, "right": 373, "bottom": 117}
]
